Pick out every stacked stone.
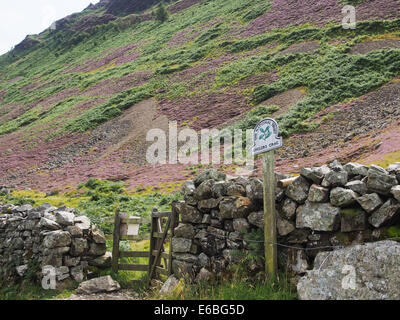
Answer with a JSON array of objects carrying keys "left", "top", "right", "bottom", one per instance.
[
  {"left": 171, "top": 161, "right": 400, "bottom": 280},
  {"left": 0, "top": 203, "right": 111, "bottom": 286}
]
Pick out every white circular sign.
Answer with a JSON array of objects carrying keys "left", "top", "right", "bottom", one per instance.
[{"left": 252, "top": 118, "right": 283, "bottom": 155}]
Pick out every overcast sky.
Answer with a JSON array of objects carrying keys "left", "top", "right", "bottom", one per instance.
[{"left": 0, "top": 0, "right": 100, "bottom": 55}]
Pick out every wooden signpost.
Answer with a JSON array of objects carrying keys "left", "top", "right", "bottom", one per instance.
[{"left": 252, "top": 118, "right": 283, "bottom": 280}]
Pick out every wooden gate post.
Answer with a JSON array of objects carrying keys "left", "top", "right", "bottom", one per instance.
[
  {"left": 262, "top": 150, "right": 278, "bottom": 280},
  {"left": 111, "top": 209, "right": 122, "bottom": 274},
  {"left": 168, "top": 203, "right": 178, "bottom": 275},
  {"left": 148, "top": 207, "right": 158, "bottom": 282},
  {"left": 252, "top": 117, "right": 282, "bottom": 280}
]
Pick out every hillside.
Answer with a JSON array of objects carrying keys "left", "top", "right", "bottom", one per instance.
[{"left": 1, "top": 0, "right": 400, "bottom": 192}]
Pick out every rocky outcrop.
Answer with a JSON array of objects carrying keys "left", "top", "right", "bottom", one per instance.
[
  {"left": 297, "top": 241, "right": 400, "bottom": 300},
  {"left": 171, "top": 161, "right": 400, "bottom": 282},
  {"left": 76, "top": 275, "right": 120, "bottom": 294},
  {"left": 0, "top": 203, "right": 109, "bottom": 286},
  {"left": 103, "top": 0, "right": 162, "bottom": 16},
  {"left": 14, "top": 36, "right": 40, "bottom": 54}
]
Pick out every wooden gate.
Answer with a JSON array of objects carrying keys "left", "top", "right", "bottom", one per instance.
[{"left": 111, "top": 207, "right": 177, "bottom": 285}]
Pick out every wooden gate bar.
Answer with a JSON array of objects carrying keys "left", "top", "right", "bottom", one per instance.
[
  {"left": 119, "top": 264, "right": 149, "bottom": 271},
  {"left": 148, "top": 216, "right": 171, "bottom": 283},
  {"left": 148, "top": 207, "right": 158, "bottom": 278},
  {"left": 120, "top": 251, "right": 149, "bottom": 258}
]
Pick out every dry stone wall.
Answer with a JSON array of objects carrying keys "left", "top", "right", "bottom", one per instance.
[
  {"left": 171, "top": 161, "right": 400, "bottom": 281},
  {"left": 0, "top": 203, "right": 111, "bottom": 286}
]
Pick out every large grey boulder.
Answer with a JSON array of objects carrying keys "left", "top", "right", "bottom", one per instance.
[
  {"left": 330, "top": 188, "right": 357, "bottom": 207},
  {"left": 367, "top": 166, "right": 398, "bottom": 195},
  {"left": 368, "top": 199, "right": 400, "bottom": 228},
  {"left": 285, "top": 176, "right": 310, "bottom": 203},
  {"left": 296, "top": 202, "right": 340, "bottom": 231},
  {"left": 297, "top": 241, "right": 400, "bottom": 300},
  {"left": 76, "top": 276, "right": 121, "bottom": 294}
]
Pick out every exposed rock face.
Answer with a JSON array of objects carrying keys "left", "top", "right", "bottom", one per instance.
[
  {"left": 297, "top": 241, "right": 400, "bottom": 300},
  {"left": 0, "top": 203, "right": 107, "bottom": 286},
  {"left": 14, "top": 36, "right": 40, "bottom": 53},
  {"left": 103, "top": 0, "right": 162, "bottom": 16}
]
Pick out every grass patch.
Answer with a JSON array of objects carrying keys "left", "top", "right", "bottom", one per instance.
[{"left": 0, "top": 178, "right": 182, "bottom": 235}]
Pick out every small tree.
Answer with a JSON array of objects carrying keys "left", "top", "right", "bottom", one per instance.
[{"left": 155, "top": 2, "right": 168, "bottom": 23}]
